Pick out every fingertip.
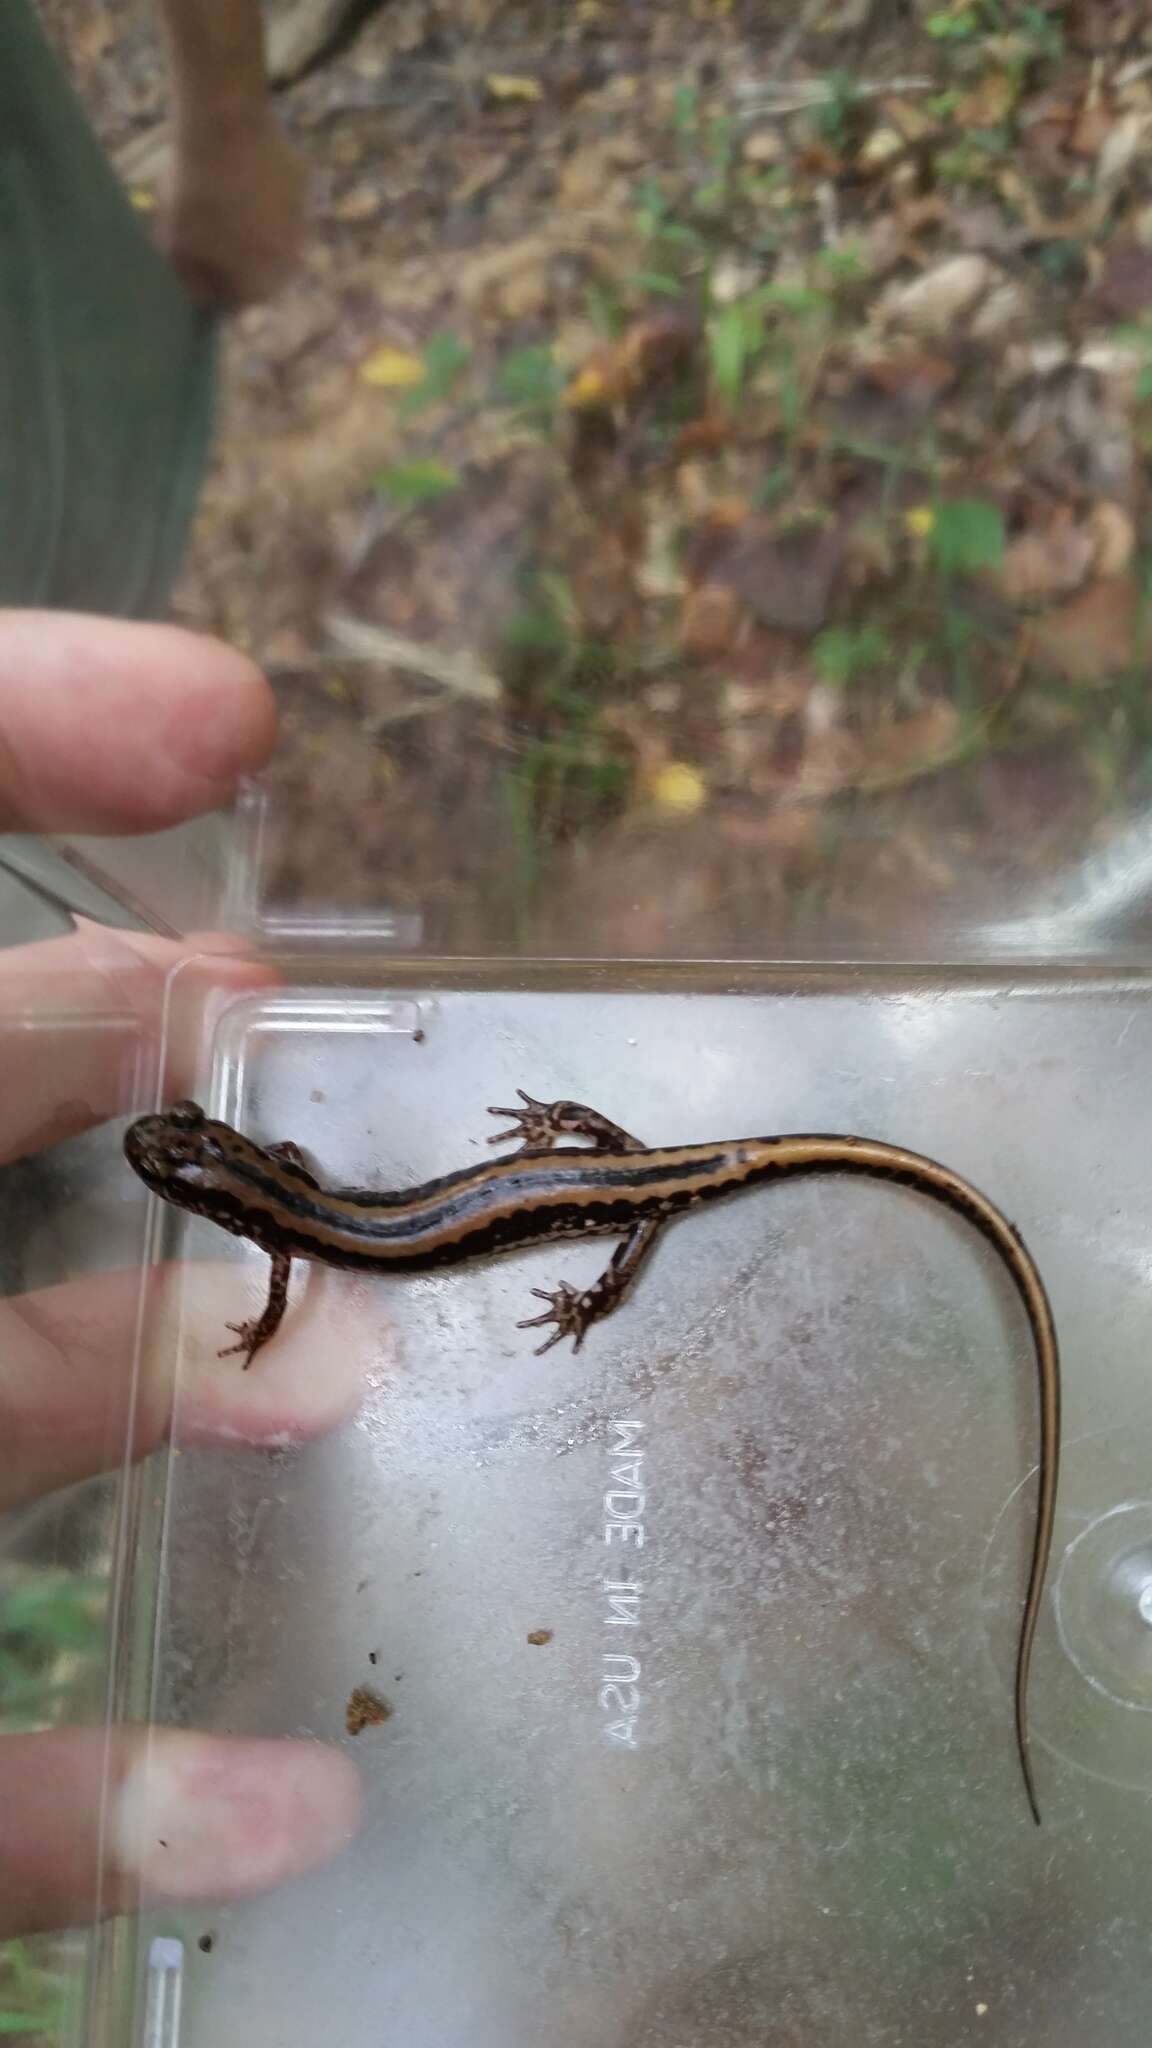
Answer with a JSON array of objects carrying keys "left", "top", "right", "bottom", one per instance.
[
  {"left": 0, "top": 612, "right": 278, "bottom": 832},
  {"left": 177, "top": 1269, "right": 372, "bottom": 1446},
  {"left": 114, "top": 1734, "right": 363, "bottom": 1900}
]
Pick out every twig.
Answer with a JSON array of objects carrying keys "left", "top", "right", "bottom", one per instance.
[
  {"left": 323, "top": 613, "right": 503, "bottom": 702},
  {"left": 733, "top": 76, "right": 931, "bottom": 109}
]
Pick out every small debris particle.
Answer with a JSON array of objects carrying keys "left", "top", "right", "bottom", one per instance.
[
  {"left": 527, "top": 1628, "right": 554, "bottom": 1646},
  {"left": 346, "top": 1685, "right": 394, "bottom": 1735},
  {"left": 198, "top": 1934, "right": 214, "bottom": 1955}
]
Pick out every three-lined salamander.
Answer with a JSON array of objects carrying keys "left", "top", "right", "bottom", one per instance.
[{"left": 124, "top": 1088, "right": 1059, "bottom": 1824}]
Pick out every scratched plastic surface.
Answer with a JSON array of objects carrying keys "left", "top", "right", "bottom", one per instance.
[{"left": 121, "top": 967, "right": 1152, "bottom": 2048}]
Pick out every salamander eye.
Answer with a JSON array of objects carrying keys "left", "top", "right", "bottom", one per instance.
[{"left": 168, "top": 1101, "right": 206, "bottom": 1129}]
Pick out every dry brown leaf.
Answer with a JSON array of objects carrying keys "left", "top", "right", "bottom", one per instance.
[
  {"left": 854, "top": 701, "right": 964, "bottom": 790},
  {"left": 1096, "top": 112, "right": 1152, "bottom": 197},
  {"left": 861, "top": 345, "right": 958, "bottom": 402},
  {"left": 876, "top": 255, "right": 995, "bottom": 336},
  {"left": 332, "top": 185, "right": 383, "bottom": 223},
  {"left": 857, "top": 128, "right": 905, "bottom": 171},
  {"left": 742, "top": 129, "right": 786, "bottom": 166},
  {"left": 681, "top": 583, "right": 743, "bottom": 657},
  {"left": 72, "top": 6, "right": 113, "bottom": 62},
  {"left": 453, "top": 234, "right": 562, "bottom": 309},
  {"left": 1069, "top": 0, "right": 1141, "bottom": 50},
  {"left": 1031, "top": 575, "right": 1141, "bottom": 681},
  {"left": 1085, "top": 500, "right": 1135, "bottom": 577},
  {"left": 970, "top": 280, "right": 1031, "bottom": 338},
  {"left": 881, "top": 98, "right": 936, "bottom": 144},
  {"left": 1067, "top": 97, "right": 1116, "bottom": 159},
  {"left": 452, "top": 151, "right": 513, "bottom": 206},
  {"left": 996, "top": 514, "right": 1095, "bottom": 605},
  {"left": 955, "top": 70, "right": 1020, "bottom": 129},
  {"left": 565, "top": 313, "right": 699, "bottom": 409},
  {"left": 708, "top": 522, "right": 845, "bottom": 635},
  {"left": 1094, "top": 234, "right": 1152, "bottom": 314}
]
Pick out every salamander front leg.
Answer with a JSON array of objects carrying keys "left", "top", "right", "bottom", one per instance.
[
  {"left": 219, "top": 1141, "right": 317, "bottom": 1368},
  {"left": 487, "top": 1090, "right": 646, "bottom": 1154},
  {"left": 518, "top": 1217, "right": 664, "bottom": 1355},
  {"left": 220, "top": 1251, "right": 293, "bottom": 1369},
  {"left": 260, "top": 1138, "right": 319, "bottom": 1186}
]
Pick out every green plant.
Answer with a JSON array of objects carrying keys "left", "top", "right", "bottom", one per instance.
[
  {"left": 693, "top": 115, "right": 738, "bottom": 210},
  {"left": 813, "top": 70, "right": 861, "bottom": 148},
  {"left": 924, "top": 7, "right": 981, "bottom": 38},
  {"left": 493, "top": 345, "right": 565, "bottom": 419},
  {"left": 756, "top": 463, "right": 795, "bottom": 508},
  {"left": 0, "top": 1575, "right": 105, "bottom": 1729},
  {"left": 398, "top": 330, "right": 471, "bottom": 419},
  {"left": 812, "top": 624, "right": 890, "bottom": 686},
  {"left": 372, "top": 459, "right": 462, "bottom": 504},
  {"left": 633, "top": 178, "right": 700, "bottom": 250},
  {"left": 1018, "top": 4, "right": 1063, "bottom": 57},
  {"left": 930, "top": 498, "right": 1005, "bottom": 576},
  {"left": 707, "top": 298, "right": 766, "bottom": 407},
  {"left": 0, "top": 1938, "right": 77, "bottom": 2039},
  {"left": 814, "top": 242, "right": 865, "bottom": 285},
  {"left": 672, "top": 81, "right": 699, "bottom": 136}
]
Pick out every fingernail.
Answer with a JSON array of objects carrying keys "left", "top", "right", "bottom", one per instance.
[{"left": 113, "top": 1735, "right": 361, "bottom": 1898}]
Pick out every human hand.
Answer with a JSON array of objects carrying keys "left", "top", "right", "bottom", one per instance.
[{"left": 0, "top": 612, "right": 363, "bottom": 1935}]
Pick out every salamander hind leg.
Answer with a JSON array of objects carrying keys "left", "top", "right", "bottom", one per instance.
[
  {"left": 487, "top": 1089, "right": 645, "bottom": 1153},
  {"left": 518, "top": 1218, "right": 664, "bottom": 1354}
]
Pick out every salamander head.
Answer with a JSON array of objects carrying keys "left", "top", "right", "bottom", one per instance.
[{"left": 124, "top": 1100, "right": 241, "bottom": 1206}]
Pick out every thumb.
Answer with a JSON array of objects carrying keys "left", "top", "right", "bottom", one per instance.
[{"left": 0, "top": 1727, "right": 361, "bottom": 1936}]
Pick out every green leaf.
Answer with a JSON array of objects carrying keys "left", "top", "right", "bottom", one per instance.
[
  {"left": 399, "top": 330, "right": 471, "bottom": 417},
  {"left": 493, "top": 345, "right": 563, "bottom": 408},
  {"left": 628, "top": 271, "right": 684, "bottom": 298},
  {"left": 758, "top": 283, "right": 833, "bottom": 317},
  {"left": 672, "top": 82, "right": 698, "bottom": 134},
  {"left": 373, "top": 460, "right": 462, "bottom": 504},
  {"left": 708, "top": 303, "right": 764, "bottom": 407},
  {"left": 930, "top": 498, "right": 1005, "bottom": 575},
  {"left": 0, "top": 1581, "right": 102, "bottom": 1651},
  {"left": 816, "top": 241, "right": 865, "bottom": 282},
  {"left": 924, "top": 9, "right": 981, "bottom": 37},
  {"left": 812, "top": 624, "right": 889, "bottom": 687},
  {"left": 756, "top": 464, "right": 794, "bottom": 508},
  {"left": 634, "top": 178, "right": 669, "bottom": 232}
]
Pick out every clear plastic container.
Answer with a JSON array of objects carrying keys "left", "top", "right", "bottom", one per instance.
[{"left": 3, "top": 744, "right": 1141, "bottom": 2048}]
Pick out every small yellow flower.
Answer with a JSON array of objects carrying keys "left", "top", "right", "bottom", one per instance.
[
  {"left": 565, "top": 365, "right": 611, "bottom": 408},
  {"left": 649, "top": 762, "right": 707, "bottom": 815},
  {"left": 904, "top": 505, "right": 935, "bottom": 537}
]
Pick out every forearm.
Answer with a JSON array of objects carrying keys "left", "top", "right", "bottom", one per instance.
[{"left": 154, "top": 0, "right": 271, "bottom": 133}]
